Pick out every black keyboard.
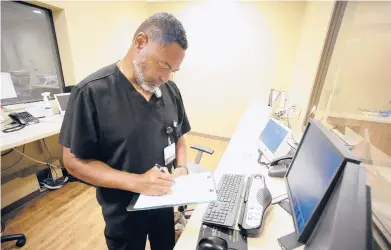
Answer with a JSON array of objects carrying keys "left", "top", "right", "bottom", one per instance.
[{"left": 202, "top": 174, "right": 245, "bottom": 228}]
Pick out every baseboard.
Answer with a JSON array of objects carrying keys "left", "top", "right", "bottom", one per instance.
[
  {"left": 1, "top": 189, "right": 48, "bottom": 220},
  {"left": 188, "top": 131, "right": 231, "bottom": 142}
]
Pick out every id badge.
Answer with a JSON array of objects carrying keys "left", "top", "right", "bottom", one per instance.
[{"left": 164, "top": 142, "right": 176, "bottom": 165}]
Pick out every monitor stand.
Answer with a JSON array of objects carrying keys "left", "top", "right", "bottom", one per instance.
[
  {"left": 275, "top": 200, "right": 304, "bottom": 250},
  {"left": 278, "top": 232, "right": 303, "bottom": 250},
  {"left": 278, "top": 200, "right": 292, "bottom": 215}
]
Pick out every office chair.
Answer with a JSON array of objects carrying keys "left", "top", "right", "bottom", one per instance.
[
  {"left": 186, "top": 145, "right": 214, "bottom": 174},
  {"left": 177, "top": 145, "right": 214, "bottom": 220},
  {"left": 1, "top": 220, "right": 26, "bottom": 247}
]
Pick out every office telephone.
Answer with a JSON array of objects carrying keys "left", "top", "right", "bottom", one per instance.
[
  {"left": 238, "top": 174, "right": 272, "bottom": 237},
  {"left": 2, "top": 112, "right": 40, "bottom": 133},
  {"left": 9, "top": 112, "right": 39, "bottom": 125},
  {"left": 267, "top": 155, "right": 293, "bottom": 178}
]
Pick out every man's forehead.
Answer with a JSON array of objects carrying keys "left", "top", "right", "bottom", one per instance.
[{"left": 151, "top": 42, "right": 185, "bottom": 68}]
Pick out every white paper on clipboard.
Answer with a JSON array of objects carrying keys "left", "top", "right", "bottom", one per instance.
[{"left": 128, "top": 172, "right": 217, "bottom": 211}]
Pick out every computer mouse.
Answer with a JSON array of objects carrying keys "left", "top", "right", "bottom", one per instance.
[{"left": 197, "top": 236, "right": 228, "bottom": 250}]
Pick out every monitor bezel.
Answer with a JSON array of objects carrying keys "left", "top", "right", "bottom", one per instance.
[
  {"left": 284, "top": 119, "right": 360, "bottom": 244},
  {"left": 258, "top": 117, "right": 292, "bottom": 161}
]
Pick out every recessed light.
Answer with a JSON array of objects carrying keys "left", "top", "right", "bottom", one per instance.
[{"left": 33, "top": 10, "right": 42, "bottom": 14}]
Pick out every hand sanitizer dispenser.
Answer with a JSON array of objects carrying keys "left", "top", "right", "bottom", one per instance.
[{"left": 41, "top": 92, "right": 53, "bottom": 117}]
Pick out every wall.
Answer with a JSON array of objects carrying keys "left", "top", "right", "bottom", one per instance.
[
  {"left": 287, "top": 0, "right": 336, "bottom": 135},
  {"left": 36, "top": 0, "right": 148, "bottom": 85},
  {"left": 148, "top": 1, "right": 306, "bottom": 138},
  {"left": 33, "top": 1, "right": 307, "bottom": 138}
]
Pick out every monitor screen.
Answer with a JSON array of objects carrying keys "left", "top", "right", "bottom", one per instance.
[
  {"left": 259, "top": 119, "right": 289, "bottom": 154},
  {"left": 287, "top": 123, "right": 344, "bottom": 234},
  {"left": 56, "top": 94, "right": 70, "bottom": 112}
]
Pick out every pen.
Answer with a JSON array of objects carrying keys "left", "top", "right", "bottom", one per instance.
[
  {"left": 155, "top": 164, "right": 175, "bottom": 183},
  {"left": 155, "top": 163, "right": 167, "bottom": 173}
]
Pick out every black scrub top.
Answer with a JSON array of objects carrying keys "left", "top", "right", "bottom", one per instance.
[{"left": 59, "top": 63, "right": 191, "bottom": 214}]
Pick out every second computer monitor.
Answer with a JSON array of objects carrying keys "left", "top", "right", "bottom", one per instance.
[
  {"left": 258, "top": 118, "right": 291, "bottom": 161},
  {"left": 285, "top": 119, "right": 360, "bottom": 244}
]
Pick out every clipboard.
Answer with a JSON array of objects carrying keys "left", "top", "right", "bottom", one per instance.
[{"left": 126, "top": 172, "right": 217, "bottom": 211}]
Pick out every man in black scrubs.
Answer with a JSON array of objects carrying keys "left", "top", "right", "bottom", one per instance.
[{"left": 59, "top": 12, "right": 190, "bottom": 250}]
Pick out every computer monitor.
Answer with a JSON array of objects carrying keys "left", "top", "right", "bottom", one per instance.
[
  {"left": 54, "top": 93, "right": 70, "bottom": 115},
  {"left": 258, "top": 118, "right": 291, "bottom": 161},
  {"left": 285, "top": 119, "right": 360, "bottom": 244},
  {"left": 305, "top": 162, "right": 372, "bottom": 250}
]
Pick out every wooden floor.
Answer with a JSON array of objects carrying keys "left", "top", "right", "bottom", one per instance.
[{"left": 1, "top": 134, "right": 229, "bottom": 250}]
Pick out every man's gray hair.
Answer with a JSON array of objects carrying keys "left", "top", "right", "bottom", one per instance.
[{"left": 134, "top": 12, "right": 188, "bottom": 50}]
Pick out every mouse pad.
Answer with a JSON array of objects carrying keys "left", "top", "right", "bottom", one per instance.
[{"left": 196, "top": 223, "right": 248, "bottom": 250}]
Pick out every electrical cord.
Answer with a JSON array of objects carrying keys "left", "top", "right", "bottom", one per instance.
[
  {"left": 40, "top": 143, "right": 58, "bottom": 181},
  {"left": 11, "top": 146, "right": 61, "bottom": 169},
  {"left": 271, "top": 193, "right": 288, "bottom": 205},
  {"left": 257, "top": 150, "right": 270, "bottom": 168},
  {"left": 13, "top": 143, "right": 66, "bottom": 189},
  {"left": 2, "top": 145, "right": 25, "bottom": 171},
  {"left": 2, "top": 124, "right": 25, "bottom": 133},
  {"left": 42, "top": 138, "right": 53, "bottom": 163},
  {"left": 12, "top": 146, "right": 63, "bottom": 184}
]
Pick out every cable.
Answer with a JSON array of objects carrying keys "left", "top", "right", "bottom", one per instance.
[
  {"left": 287, "top": 140, "right": 298, "bottom": 150},
  {"left": 42, "top": 138, "right": 53, "bottom": 163},
  {"left": 271, "top": 193, "right": 288, "bottom": 205},
  {"left": 2, "top": 145, "right": 25, "bottom": 171},
  {"left": 257, "top": 150, "right": 270, "bottom": 168},
  {"left": 40, "top": 143, "right": 58, "bottom": 181},
  {"left": 39, "top": 138, "right": 57, "bottom": 180},
  {"left": 272, "top": 193, "right": 288, "bottom": 200},
  {"left": 11, "top": 146, "right": 60, "bottom": 169},
  {"left": 2, "top": 124, "right": 25, "bottom": 133}
]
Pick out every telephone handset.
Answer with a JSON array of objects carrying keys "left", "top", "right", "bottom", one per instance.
[
  {"left": 268, "top": 155, "right": 293, "bottom": 178},
  {"left": 269, "top": 155, "right": 293, "bottom": 167},
  {"left": 9, "top": 112, "right": 28, "bottom": 125}
]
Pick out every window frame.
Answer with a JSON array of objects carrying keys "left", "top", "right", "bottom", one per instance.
[
  {"left": 1, "top": 1, "right": 65, "bottom": 106},
  {"left": 303, "top": 1, "right": 348, "bottom": 126}
]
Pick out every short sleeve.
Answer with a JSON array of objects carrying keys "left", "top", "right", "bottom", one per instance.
[
  {"left": 59, "top": 85, "right": 100, "bottom": 159},
  {"left": 170, "top": 82, "right": 191, "bottom": 136}
]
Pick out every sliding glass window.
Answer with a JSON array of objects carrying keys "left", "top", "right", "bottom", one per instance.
[
  {"left": 1, "top": 1, "right": 64, "bottom": 106},
  {"left": 309, "top": 1, "right": 391, "bottom": 246}
]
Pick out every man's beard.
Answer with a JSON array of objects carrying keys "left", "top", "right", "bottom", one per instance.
[{"left": 133, "top": 57, "right": 157, "bottom": 94}]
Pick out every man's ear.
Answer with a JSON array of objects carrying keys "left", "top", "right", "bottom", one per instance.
[{"left": 134, "top": 32, "right": 148, "bottom": 52}]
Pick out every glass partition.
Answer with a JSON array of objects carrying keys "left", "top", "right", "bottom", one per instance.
[{"left": 312, "top": 1, "right": 391, "bottom": 245}]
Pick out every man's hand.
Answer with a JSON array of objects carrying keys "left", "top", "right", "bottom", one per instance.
[
  {"left": 135, "top": 167, "right": 174, "bottom": 196},
  {"left": 172, "top": 167, "right": 188, "bottom": 179}
]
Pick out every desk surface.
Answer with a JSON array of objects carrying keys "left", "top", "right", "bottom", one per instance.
[
  {"left": 174, "top": 100, "right": 302, "bottom": 250},
  {"left": 1, "top": 115, "right": 63, "bottom": 151}
]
